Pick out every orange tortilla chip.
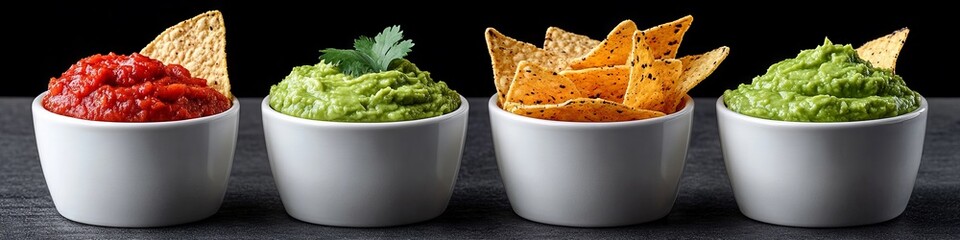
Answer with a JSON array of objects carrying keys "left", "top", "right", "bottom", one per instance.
[
  {"left": 544, "top": 27, "right": 601, "bottom": 60},
  {"left": 486, "top": 16, "right": 730, "bottom": 122},
  {"left": 628, "top": 30, "right": 655, "bottom": 69},
  {"left": 624, "top": 59, "right": 684, "bottom": 113},
  {"left": 486, "top": 28, "right": 566, "bottom": 104},
  {"left": 857, "top": 28, "right": 909, "bottom": 71},
  {"left": 640, "top": 15, "right": 693, "bottom": 59},
  {"left": 508, "top": 98, "right": 665, "bottom": 122},
  {"left": 504, "top": 61, "right": 582, "bottom": 106},
  {"left": 141, "top": 10, "right": 231, "bottom": 99},
  {"left": 678, "top": 46, "right": 730, "bottom": 95},
  {"left": 559, "top": 66, "right": 630, "bottom": 102},
  {"left": 567, "top": 20, "right": 637, "bottom": 69}
]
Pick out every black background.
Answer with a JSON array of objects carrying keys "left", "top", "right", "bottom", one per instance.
[{"left": 7, "top": 2, "right": 954, "bottom": 97}]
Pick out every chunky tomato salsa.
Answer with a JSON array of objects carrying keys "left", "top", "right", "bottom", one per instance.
[{"left": 43, "top": 53, "right": 231, "bottom": 122}]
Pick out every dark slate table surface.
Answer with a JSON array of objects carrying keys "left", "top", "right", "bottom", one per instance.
[{"left": 2, "top": 97, "right": 958, "bottom": 239}]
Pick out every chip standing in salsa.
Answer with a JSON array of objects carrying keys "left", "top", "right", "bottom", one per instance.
[{"left": 43, "top": 53, "right": 231, "bottom": 122}]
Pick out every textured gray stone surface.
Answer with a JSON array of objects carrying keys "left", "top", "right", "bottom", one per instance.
[{"left": 2, "top": 98, "right": 957, "bottom": 238}]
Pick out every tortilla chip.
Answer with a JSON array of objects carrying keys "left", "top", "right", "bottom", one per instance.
[
  {"left": 628, "top": 30, "right": 655, "bottom": 69},
  {"left": 486, "top": 16, "right": 730, "bottom": 122},
  {"left": 504, "top": 61, "right": 582, "bottom": 106},
  {"left": 673, "top": 97, "right": 690, "bottom": 113},
  {"left": 559, "top": 65, "right": 630, "bottom": 102},
  {"left": 141, "top": 10, "right": 231, "bottom": 99},
  {"left": 678, "top": 46, "right": 730, "bottom": 95},
  {"left": 857, "top": 28, "right": 909, "bottom": 71},
  {"left": 508, "top": 98, "right": 665, "bottom": 122},
  {"left": 486, "top": 28, "right": 566, "bottom": 104},
  {"left": 624, "top": 59, "right": 683, "bottom": 113},
  {"left": 544, "top": 27, "right": 601, "bottom": 61},
  {"left": 567, "top": 20, "right": 638, "bottom": 69},
  {"left": 640, "top": 15, "right": 693, "bottom": 59}
]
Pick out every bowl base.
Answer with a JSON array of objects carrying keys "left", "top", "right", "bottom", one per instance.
[
  {"left": 56, "top": 208, "right": 218, "bottom": 228},
  {"left": 740, "top": 209, "right": 905, "bottom": 228},
  {"left": 514, "top": 210, "right": 671, "bottom": 228},
  {"left": 285, "top": 209, "right": 446, "bottom": 228}
]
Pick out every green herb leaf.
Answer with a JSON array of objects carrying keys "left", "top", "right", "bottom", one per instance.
[
  {"left": 320, "top": 26, "right": 415, "bottom": 76},
  {"left": 318, "top": 49, "right": 375, "bottom": 76}
]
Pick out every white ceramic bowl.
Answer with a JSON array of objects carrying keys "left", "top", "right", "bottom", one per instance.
[
  {"left": 32, "top": 91, "right": 240, "bottom": 227},
  {"left": 717, "top": 96, "right": 928, "bottom": 227},
  {"left": 489, "top": 95, "right": 694, "bottom": 227},
  {"left": 261, "top": 95, "right": 469, "bottom": 227}
]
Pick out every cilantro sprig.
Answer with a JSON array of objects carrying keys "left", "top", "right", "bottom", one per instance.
[{"left": 320, "top": 26, "right": 415, "bottom": 76}]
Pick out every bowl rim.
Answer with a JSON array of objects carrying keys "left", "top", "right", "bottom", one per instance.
[
  {"left": 33, "top": 91, "right": 240, "bottom": 128},
  {"left": 715, "top": 95, "right": 928, "bottom": 128},
  {"left": 261, "top": 94, "right": 469, "bottom": 128},
  {"left": 487, "top": 94, "right": 694, "bottom": 127}
]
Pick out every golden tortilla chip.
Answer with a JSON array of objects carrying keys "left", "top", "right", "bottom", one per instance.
[
  {"left": 559, "top": 65, "right": 629, "bottom": 102},
  {"left": 624, "top": 59, "right": 683, "bottom": 113},
  {"left": 486, "top": 15, "right": 730, "bottom": 122},
  {"left": 678, "top": 46, "right": 730, "bottom": 95},
  {"left": 504, "top": 61, "right": 582, "bottom": 106},
  {"left": 507, "top": 98, "right": 665, "bottom": 122},
  {"left": 486, "top": 28, "right": 566, "bottom": 104},
  {"left": 857, "top": 28, "right": 909, "bottom": 71},
  {"left": 141, "top": 10, "right": 231, "bottom": 99},
  {"left": 544, "top": 27, "right": 601, "bottom": 60},
  {"left": 567, "top": 20, "right": 637, "bottom": 69},
  {"left": 640, "top": 15, "right": 693, "bottom": 59},
  {"left": 628, "top": 30, "right": 655, "bottom": 68}
]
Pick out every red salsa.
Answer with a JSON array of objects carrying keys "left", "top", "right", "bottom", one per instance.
[{"left": 43, "top": 53, "right": 231, "bottom": 122}]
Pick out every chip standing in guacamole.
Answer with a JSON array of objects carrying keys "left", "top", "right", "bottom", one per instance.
[{"left": 723, "top": 38, "right": 920, "bottom": 122}]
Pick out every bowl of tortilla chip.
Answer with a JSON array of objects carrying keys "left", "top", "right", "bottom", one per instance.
[{"left": 484, "top": 16, "right": 728, "bottom": 227}]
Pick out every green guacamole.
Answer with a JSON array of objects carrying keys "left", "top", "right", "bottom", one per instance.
[
  {"left": 723, "top": 39, "right": 920, "bottom": 122},
  {"left": 269, "top": 59, "right": 460, "bottom": 122}
]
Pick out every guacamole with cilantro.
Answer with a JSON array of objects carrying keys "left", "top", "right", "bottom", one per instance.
[
  {"left": 723, "top": 39, "right": 920, "bottom": 122},
  {"left": 269, "top": 59, "right": 460, "bottom": 122},
  {"left": 269, "top": 26, "right": 460, "bottom": 122}
]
